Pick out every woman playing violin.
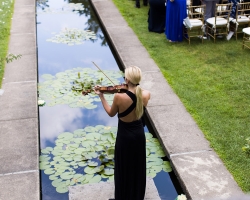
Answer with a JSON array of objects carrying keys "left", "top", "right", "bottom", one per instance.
[{"left": 94, "top": 66, "right": 150, "bottom": 200}]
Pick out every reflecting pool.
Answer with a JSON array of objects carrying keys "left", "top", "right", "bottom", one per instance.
[{"left": 37, "top": 0, "right": 181, "bottom": 199}]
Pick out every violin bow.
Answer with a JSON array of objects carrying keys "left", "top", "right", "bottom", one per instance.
[{"left": 92, "top": 61, "right": 116, "bottom": 86}]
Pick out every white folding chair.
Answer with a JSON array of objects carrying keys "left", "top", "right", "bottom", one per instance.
[
  {"left": 242, "top": 27, "right": 250, "bottom": 49},
  {"left": 206, "top": 3, "right": 233, "bottom": 42},
  {"left": 183, "top": 5, "right": 206, "bottom": 44},
  {"left": 229, "top": 2, "right": 250, "bottom": 40}
]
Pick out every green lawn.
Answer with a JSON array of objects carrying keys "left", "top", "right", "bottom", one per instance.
[
  {"left": 112, "top": 0, "right": 250, "bottom": 192},
  {"left": 0, "top": 0, "right": 14, "bottom": 87}
]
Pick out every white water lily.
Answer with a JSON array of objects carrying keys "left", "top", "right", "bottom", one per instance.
[
  {"left": 176, "top": 194, "right": 187, "bottom": 200},
  {"left": 38, "top": 99, "right": 46, "bottom": 106},
  {"left": 0, "top": 89, "right": 4, "bottom": 96}
]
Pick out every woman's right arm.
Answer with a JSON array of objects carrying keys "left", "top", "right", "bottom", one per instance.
[
  {"left": 94, "top": 86, "right": 119, "bottom": 117},
  {"left": 98, "top": 93, "right": 119, "bottom": 117}
]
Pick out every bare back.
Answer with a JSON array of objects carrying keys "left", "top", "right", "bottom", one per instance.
[{"left": 115, "top": 90, "right": 150, "bottom": 122}]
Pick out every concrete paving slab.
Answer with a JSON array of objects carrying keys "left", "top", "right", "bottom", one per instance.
[
  {"left": 11, "top": 11, "right": 36, "bottom": 34},
  {"left": 3, "top": 54, "right": 37, "bottom": 83},
  {"left": 12, "top": 5, "right": 36, "bottom": 19},
  {"left": 115, "top": 45, "right": 152, "bottom": 61},
  {"left": 14, "top": 0, "right": 35, "bottom": 7},
  {"left": 0, "top": 171, "right": 39, "bottom": 200},
  {"left": 68, "top": 178, "right": 160, "bottom": 200},
  {"left": 91, "top": 0, "right": 123, "bottom": 19},
  {"left": 146, "top": 105, "right": 211, "bottom": 155},
  {"left": 106, "top": 26, "right": 143, "bottom": 48},
  {"left": 171, "top": 151, "right": 243, "bottom": 200},
  {"left": 110, "top": 44, "right": 161, "bottom": 72},
  {"left": 98, "top": 16, "right": 129, "bottom": 28},
  {"left": 121, "top": 57, "right": 160, "bottom": 72},
  {"left": 141, "top": 71, "right": 184, "bottom": 106},
  {"left": 0, "top": 82, "right": 37, "bottom": 121},
  {"left": 8, "top": 33, "right": 36, "bottom": 56},
  {"left": 0, "top": 118, "right": 39, "bottom": 174}
]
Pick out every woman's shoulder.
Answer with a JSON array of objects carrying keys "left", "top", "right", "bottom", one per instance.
[
  {"left": 142, "top": 89, "right": 151, "bottom": 100},
  {"left": 114, "top": 92, "right": 127, "bottom": 101}
]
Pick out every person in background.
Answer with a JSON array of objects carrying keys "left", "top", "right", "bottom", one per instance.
[
  {"left": 94, "top": 66, "right": 151, "bottom": 200},
  {"left": 244, "top": 0, "right": 250, "bottom": 14},
  {"left": 201, "top": 0, "right": 220, "bottom": 21},
  {"left": 165, "top": 0, "right": 187, "bottom": 42},
  {"left": 148, "top": 0, "right": 166, "bottom": 33},
  {"left": 136, "top": 0, "right": 148, "bottom": 8},
  {"left": 228, "top": 0, "right": 240, "bottom": 18},
  {"left": 192, "top": 0, "right": 202, "bottom": 5}
]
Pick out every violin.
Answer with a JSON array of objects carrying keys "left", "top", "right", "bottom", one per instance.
[{"left": 82, "top": 83, "right": 128, "bottom": 95}]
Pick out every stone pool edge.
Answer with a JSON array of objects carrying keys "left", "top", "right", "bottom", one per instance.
[
  {"left": 0, "top": 0, "right": 245, "bottom": 199},
  {"left": 89, "top": 0, "right": 245, "bottom": 199},
  {"left": 0, "top": 0, "right": 40, "bottom": 200}
]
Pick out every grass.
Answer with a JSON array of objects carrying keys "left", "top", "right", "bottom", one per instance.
[
  {"left": 112, "top": 0, "right": 250, "bottom": 192},
  {"left": 0, "top": 0, "right": 14, "bottom": 87}
]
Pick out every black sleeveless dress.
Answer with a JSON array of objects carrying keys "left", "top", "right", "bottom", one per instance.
[
  {"left": 148, "top": 0, "right": 166, "bottom": 33},
  {"left": 114, "top": 91, "right": 146, "bottom": 200}
]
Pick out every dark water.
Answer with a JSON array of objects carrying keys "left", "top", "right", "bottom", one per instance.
[{"left": 37, "top": 0, "right": 180, "bottom": 199}]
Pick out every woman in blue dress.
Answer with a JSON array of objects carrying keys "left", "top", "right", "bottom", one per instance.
[{"left": 165, "top": 0, "right": 187, "bottom": 42}]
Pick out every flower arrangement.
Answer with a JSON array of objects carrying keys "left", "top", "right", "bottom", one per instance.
[{"left": 175, "top": 194, "right": 187, "bottom": 200}]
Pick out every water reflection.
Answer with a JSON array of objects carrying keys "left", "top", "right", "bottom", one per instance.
[
  {"left": 37, "top": 0, "right": 179, "bottom": 199},
  {"left": 39, "top": 103, "right": 118, "bottom": 148},
  {"left": 41, "top": 171, "right": 69, "bottom": 200},
  {"left": 68, "top": 0, "right": 107, "bottom": 46},
  {"left": 37, "top": 12, "right": 116, "bottom": 75},
  {"left": 37, "top": 0, "right": 49, "bottom": 10},
  {"left": 37, "top": 0, "right": 107, "bottom": 46},
  {"left": 154, "top": 171, "right": 178, "bottom": 199}
]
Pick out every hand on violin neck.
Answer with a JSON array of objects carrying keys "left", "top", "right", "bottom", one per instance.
[{"left": 94, "top": 85, "right": 103, "bottom": 96}]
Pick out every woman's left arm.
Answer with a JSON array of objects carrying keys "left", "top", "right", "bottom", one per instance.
[{"left": 142, "top": 90, "right": 151, "bottom": 107}]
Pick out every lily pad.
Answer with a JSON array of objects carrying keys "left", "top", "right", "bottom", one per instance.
[
  {"left": 40, "top": 162, "right": 50, "bottom": 170},
  {"left": 44, "top": 169, "right": 55, "bottom": 175},
  {"left": 88, "top": 175, "right": 101, "bottom": 183},
  {"left": 60, "top": 172, "right": 74, "bottom": 180},
  {"left": 162, "top": 161, "right": 172, "bottom": 172},
  {"left": 56, "top": 183, "right": 68, "bottom": 193},
  {"left": 46, "top": 28, "right": 97, "bottom": 45},
  {"left": 38, "top": 68, "right": 123, "bottom": 108},
  {"left": 88, "top": 161, "right": 98, "bottom": 167},
  {"left": 49, "top": 174, "right": 59, "bottom": 180},
  {"left": 103, "top": 168, "right": 114, "bottom": 176},
  {"left": 84, "top": 166, "right": 96, "bottom": 174},
  {"left": 39, "top": 125, "right": 171, "bottom": 194},
  {"left": 82, "top": 174, "right": 94, "bottom": 184},
  {"left": 39, "top": 155, "right": 50, "bottom": 162},
  {"left": 52, "top": 179, "right": 63, "bottom": 187}
]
